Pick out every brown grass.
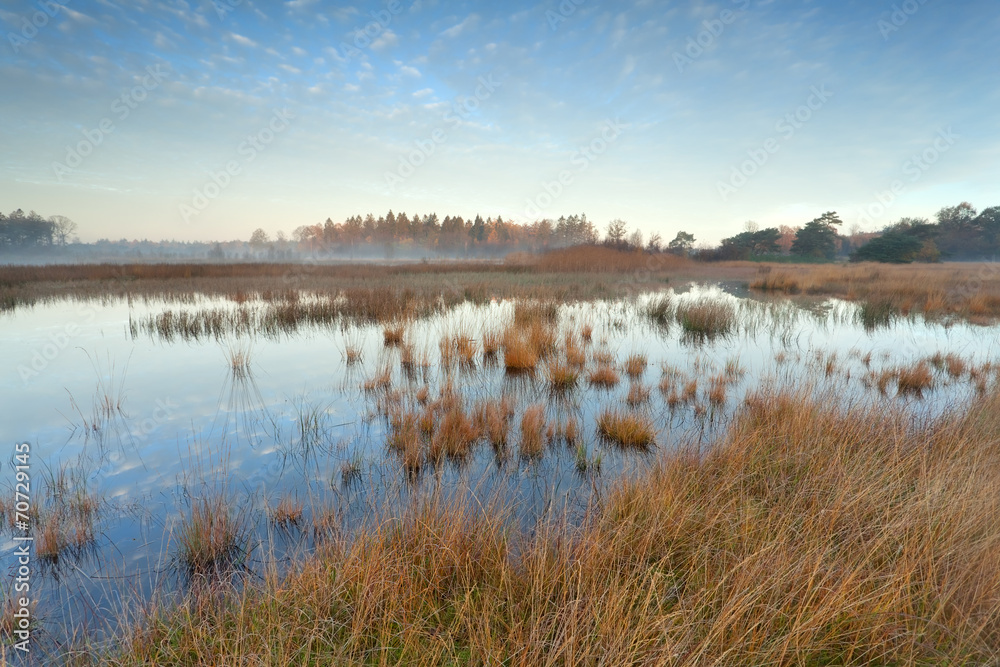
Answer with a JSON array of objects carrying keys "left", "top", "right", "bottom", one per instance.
[
  {"left": 519, "top": 404, "right": 547, "bottom": 458},
  {"left": 623, "top": 353, "right": 647, "bottom": 379},
  {"left": 117, "top": 389, "right": 1000, "bottom": 665},
  {"left": 271, "top": 497, "right": 304, "bottom": 528},
  {"left": 751, "top": 262, "right": 1000, "bottom": 321},
  {"left": 382, "top": 323, "right": 405, "bottom": 346},
  {"left": 502, "top": 333, "right": 538, "bottom": 374},
  {"left": 388, "top": 410, "right": 424, "bottom": 472},
  {"left": 482, "top": 329, "right": 502, "bottom": 358},
  {"left": 625, "top": 383, "right": 651, "bottom": 407},
  {"left": 707, "top": 374, "right": 729, "bottom": 406},
  {"left": 430, "top": 404, "right": 478, "bottom": 462},
  {"left": 362, "top": 366, "right": 393, "bottom": 393},
  {"left": 596, "top": 409, "right": 656, "bottom": 448},
  {"left": 177, "top": 494, "right": 247, "bottom": 575},
  {"left": 588, "top": 364, "right": 620, "bottom": 388},
  {"left": 897, "top": 361, "right": 935, "bottom": 397},
  {"left": 546, "top": 359, "right": 579, "bottom": 392},
  {"left": 564, "top": 334, "right": 587, "bottom": 368},
  {"left": 511, "top": 245, "right": 692, "bottom": 273},
  {"left": 474, "top": 399, "right": 513, "bottom": 453}
]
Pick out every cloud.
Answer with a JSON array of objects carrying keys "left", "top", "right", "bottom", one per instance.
[
  {"left": 371, "top": 29, "right": 398, "bottom": 50},
  {"left": 441, "top": 14, "right": 479, "bottom": 38},
  {"left": 230, "top": 33, "right": 259, "bottom": 48},
  {"left": 413, "top": 88, "right": 434, "bottom": 98},
  {"left": 400, "top": 65, "right": 421, "bottom": 78}
]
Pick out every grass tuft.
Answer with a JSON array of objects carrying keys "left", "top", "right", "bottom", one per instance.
[{"left": 596, "top": 409, "right": 656, "bottom": 448}]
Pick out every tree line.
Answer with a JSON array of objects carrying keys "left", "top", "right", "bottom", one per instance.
[
  {"left": 287, "top": 213, "right": 603, "bottom": 255},
  {"left": 704, "top": 202, "right": 1000, "bottom": 263},
  {"left": 8, "top": 201, "right": 998, "bottom": 264},
  {"left": 0, "top": 209, "right": 77, "bottom": 248}
]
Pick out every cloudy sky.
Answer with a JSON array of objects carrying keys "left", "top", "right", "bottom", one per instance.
[{"left": 1, "top": 0, "right": 997, "bottom": 244}]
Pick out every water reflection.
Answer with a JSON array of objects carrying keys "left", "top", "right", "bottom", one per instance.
[{"left": 2, "top": 284, "right": 999, "bottom": 654}]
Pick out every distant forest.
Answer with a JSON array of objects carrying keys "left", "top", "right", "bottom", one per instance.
[{"left": 2, "top": 202, "right": 998, "bottom": 263}]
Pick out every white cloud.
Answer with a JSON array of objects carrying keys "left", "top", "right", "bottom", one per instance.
[
  {"left": 371, "top": 29, "right": 398, "bottom": 50},
  {"left": 230, "top": 33, "right": 259, "bottom": 48},
  {"left": 441, "top": 14, "right": 479, "bottom": 38},
  {"left": 413, "top": 88, "right": 434, "bottom": 98},
  {"left": 400, "top": 65, "right": 421, "bottom": 78}
]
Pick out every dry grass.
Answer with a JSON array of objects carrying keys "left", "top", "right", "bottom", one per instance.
[
  {"left": 382, "top": 323, "right": 405, "bottom": 347},
  {"left": 751, "top": 262, "right": 1000, "bottom": 321},
  {"left": 502, "top": 331, "right": 538, "bottom": 374},
  {"left": 482, "top": 328, "right": 502, "bottom": 358},
  {"left": 430, "top": 404, "right": 478, "bottom": 462},
  {"left": 625, "top": 383, "right": 651, "bottom": 407},
  {"left": 623, "top": 353, "right": 647, "bottom": 379},
  {"left": 116, "top": 389, "right": 1000, "bottom": 665},
  {"left": 362, "top": 366, "right": 393, "bottom": 393},
  {"left": 546, "top": 359, "right": 579, "bottom": 392},
  {"left": 564, "top": 334, "right": 587, "bottom": 368},
  {"left": 588, "top": 364, "right": 620, "bottom": 388},
  {"left": 387, "top": 410, "right": 423, "bottom": 472},
  {"left": 519, "top": 404, "right": 547, "bottom": 458},
  {"left": 271, "top": 496, "right": 303, "bottom": 528},
  {"left": 596, "top": 409, "right": 656, "bottom": 448},
  {"left": 474, "top": 399, "right": 513, "bottom": 453},
  {"left": 675, "top": 298, "right": 736, "bottom": 338},
  {"left": 897, "top": 361, "right": 935, "bottom": 397},
  {"left": 511, "top": 245, "right": 692, "bottom": 273},
  {"left": 707, "top": 374, "right": 729, "bottom": 406},
  {"left": 177, "top": 494, "right": 248, "bottom": 575}
]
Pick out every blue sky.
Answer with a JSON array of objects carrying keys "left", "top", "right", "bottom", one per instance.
[{"left": 1, "top": 0, "right": 997, "bottom": 243}]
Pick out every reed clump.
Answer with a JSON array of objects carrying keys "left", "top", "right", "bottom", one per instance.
[
  {"left": 382, "top": 323, "right": 405, "bottom": 347},
  {"left": 177, "top": 494, "right": 248, "bottom": 575},
  {"left": 623, "top": 353, "right": 647, "bottom": 379},
  {"left": 474, "top": 399, "right": 513, "bottom": 453},
  {"left": 676, "top": 298, "right": 736, "bottom": 338},
  {"left": 271, "top": 497, "right": 303, "bottom": 528},
  {"left": 519, "top": 404, "right": 547, "bottom": 458},
  {"left": 596, "top": 409, "right": 656, "bottom": 448},
  {"left": 546, "top": 359, "right": 579, "bottom": 392},
  {"left": 588, "top": 364, "right": 620, "bottom": 388}
]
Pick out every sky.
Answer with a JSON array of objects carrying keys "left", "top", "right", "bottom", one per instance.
[{"left": 1, "top": 0, "right": 998, "bottom": 244}]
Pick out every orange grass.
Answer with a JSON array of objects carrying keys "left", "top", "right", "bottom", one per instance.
[
  {"left": 519, "top": 404, "right": 547, "bottom": 458},
  {"left": 596, "top": 409, "right": 656, "bottom": 448},
  {"left": 587, "top": 364, "right": 620, "bottom": 388},
  {"left": 120, "top": 390, "right": 1000, "bottom": 665},
  {"left": 751, "top": 262, "right": 1000, "bottom": 321}
]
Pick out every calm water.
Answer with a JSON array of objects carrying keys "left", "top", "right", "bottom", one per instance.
[{"left": 2, "top": 284, "right": 998, "bottom": 657}]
